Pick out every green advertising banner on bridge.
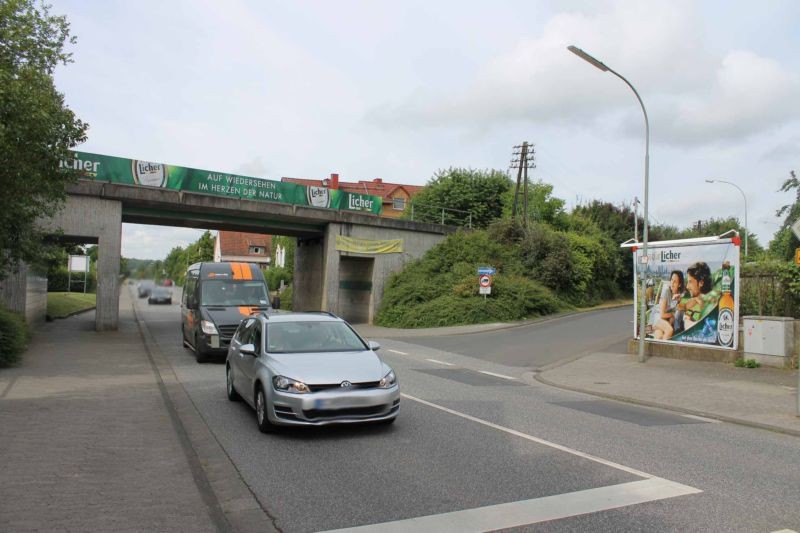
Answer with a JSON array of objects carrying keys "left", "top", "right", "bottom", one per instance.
[{"left": 60, "top": 151, "right": 383, "bottom": 215}]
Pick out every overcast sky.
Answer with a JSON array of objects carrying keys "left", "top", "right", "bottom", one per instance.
[{"left": 53, "top": 0, "right": 799, "bottom": 259}]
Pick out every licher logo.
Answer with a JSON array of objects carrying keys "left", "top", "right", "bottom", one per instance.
[
  {"left": 131, "top": 160, "right": 167, "bottom": 187},
  {"left": 307, "top": 186, "right": 330, "bottom": 208}
]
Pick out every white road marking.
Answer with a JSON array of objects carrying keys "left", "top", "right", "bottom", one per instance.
[
  {"left": 771, "top": 530, "right": 798, "bottom": 533},
  {"left": 425, "top": 358, "right": 455, "bottom": 366},
  {"left": 479, "top": 370, "right": 517, "bottom": 380},
  {"left": 401, "top": 393, "right": 655, "bottom": 478},
  {"left": 683, "top": 414, "right": 722, "bottom": 423},
  {"left": 324, "top": 477, "right": 700, "bottom": 532},
  {"left": 387, "top": 349, "right": 408, "bottom": 355}
]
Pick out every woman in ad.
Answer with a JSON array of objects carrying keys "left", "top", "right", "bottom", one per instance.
[{"left": 649, "top": 270, "right": 685, "bottom": 340}]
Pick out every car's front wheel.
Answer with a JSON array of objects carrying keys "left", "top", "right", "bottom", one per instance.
[
  {"left": 255, "top": 386, "right": 277, "bottom": 433},
  {"left": 226, "top": 365, "right": 240, "bottom": 402}
]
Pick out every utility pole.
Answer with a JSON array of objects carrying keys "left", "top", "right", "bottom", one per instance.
[{"left": 509, "top": 142, "right": 536, "bottom": 226}]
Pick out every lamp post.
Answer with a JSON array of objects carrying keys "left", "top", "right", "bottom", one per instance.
[
  {"left": 568, "top": 45, "right": 650, "bottom": 363},
  {"left": 705, "top": 179, "right": 748, "bottom": 259}
]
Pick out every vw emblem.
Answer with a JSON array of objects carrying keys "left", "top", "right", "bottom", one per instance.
[{"left": 340, "top": 381, "right": 352, "bottom": 388}]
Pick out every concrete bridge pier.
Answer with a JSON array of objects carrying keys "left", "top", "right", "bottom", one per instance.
[{"left": 43, "top": 196, "right": 122, "bottom": 331}]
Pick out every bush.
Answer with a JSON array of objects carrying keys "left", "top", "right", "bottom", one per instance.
[
  {"left": 279, "top": 285, "right": 292, "bottom": 311},
  {"left": 0, "top": 307, "right": 29, "bottom": 368},
  {"left": 264, "top": 266, "right": 293, "bottom": 293},
  {"left": 47, "top": 267, "right": 96, "bottom": 293},
  {"left": 734, "top": 358, "right": 761, "bottom": 368},
  {"left": 740, "top": 261, "right": 800, "bottom": 318}
]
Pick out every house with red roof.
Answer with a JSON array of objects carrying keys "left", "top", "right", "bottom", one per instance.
[
  {"left": 213, "top": 231, "right": 271, "bottom": 268},
  {"left": 282, "top": 173, "right": 424, "bottom": 219}
]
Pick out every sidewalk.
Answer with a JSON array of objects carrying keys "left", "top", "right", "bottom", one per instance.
[
  {"left": 0, "top": 291, "right": 221, "bottom": 531},
  {"left": 536, "top": 350, "right": 800, "bottom": 436}
]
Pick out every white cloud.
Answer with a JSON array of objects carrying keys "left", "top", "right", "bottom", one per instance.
[
  {"left": 121, "top": 225, "right": 209, "bottom": 260},
  {"left": 367, "top": 1, "right": 799, "bottom": 148}
]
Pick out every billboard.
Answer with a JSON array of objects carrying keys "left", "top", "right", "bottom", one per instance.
[
  {"left": 59, "top": 151, "right": 383, "bottom": 215},
  {"left": 632, "top": 237, "right": 740, "bottom": 349}
]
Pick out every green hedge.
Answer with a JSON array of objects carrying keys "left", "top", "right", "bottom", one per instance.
[
  {"left": 48, "top": 267, "right": 97, "bottom": 293},
  {"left": 0, "top": 307, "right": 29, "bottom": 368},
  {"left": 740, "top": 261, "right": 800, "bottom": 318}
]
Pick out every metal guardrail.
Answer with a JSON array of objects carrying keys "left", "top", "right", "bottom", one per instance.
[{"left": 407, "top": 202, "right": 473, "bottom": 228}]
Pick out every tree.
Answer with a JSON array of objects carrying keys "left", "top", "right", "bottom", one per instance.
[
  {"left": 0, "top": 0, "right": 87, "bottom": 278},
  {"left": 772, "top": 170, "right": 800, "bottom": 260},
  {"left": 501, "top": 180, "right": 567, "bottom": 227},
  {"left": 406, "top": 168, "right": 512, "bottom": 228}
]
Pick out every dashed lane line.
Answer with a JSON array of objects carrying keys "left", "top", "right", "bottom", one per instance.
[
  {"left": 478, "top": 370, "right": 517, "bottom": 380},
  {"left": 387, "top": 349, "right": 408, "bottom": 355},
  {"left": 425, "top": 359, "right": 455, "bottom": 366}
]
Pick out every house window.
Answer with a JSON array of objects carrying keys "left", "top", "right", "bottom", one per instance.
[
  {"left": 249, "top": 246, "right": 264, "bottom": 255},
  {"left": 392, "top": 197, "right": 406, "bottom": 210}
]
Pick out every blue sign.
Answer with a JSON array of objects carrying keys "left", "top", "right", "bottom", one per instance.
[{"left": 477, "top": 267, "right": 496, "bottom": 275}]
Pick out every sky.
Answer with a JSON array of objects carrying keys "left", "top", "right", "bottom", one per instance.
[{"left": 52, "top": 0, "right": 800, "bottom": 259}]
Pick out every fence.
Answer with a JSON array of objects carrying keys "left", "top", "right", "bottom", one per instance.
[
  {"left": 740, "top": 272, "right": 798, "bottom": 318},
  {"left": 407, "top": 202, "right": 473, "bottom": 228}
]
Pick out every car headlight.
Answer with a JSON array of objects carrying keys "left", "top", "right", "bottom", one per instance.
[
  {"left": 272, "top": 375, "right": 310, "bottom": 394},
  {"left": 378, "top": 370, "right": 397, "bottom": 389},
  {"left": 200, "top": 320, "right": 218, "bottom": 335}
]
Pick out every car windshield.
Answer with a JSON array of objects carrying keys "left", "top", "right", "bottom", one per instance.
[
  {"left": 200, "top": 280, "right": 269, "bottom": 307},
  {"left": 266, "top": 321, "right": 367, "bottom": 353}
]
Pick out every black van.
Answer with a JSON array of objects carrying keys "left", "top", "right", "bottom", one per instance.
[{"left": 181, "top": 262, "right": 271, "bottom": 362}]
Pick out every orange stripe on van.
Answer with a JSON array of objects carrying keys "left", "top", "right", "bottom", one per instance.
[
  {"left": 241, "top": 262, "right": 253, "bottom": 280},
  {"left": 238, "top": 306, "right": 250, "bottom": 316},
  {"left": 231, "top": 262, "right": 243, "bottom": 280}
]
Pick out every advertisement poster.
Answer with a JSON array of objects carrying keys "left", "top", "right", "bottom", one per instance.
[
  {"left": 633, "top": 238, "right": 740, "bottom": 349},
  {"left": 59, "top": 151, "right": 383, "bottom": 215}
]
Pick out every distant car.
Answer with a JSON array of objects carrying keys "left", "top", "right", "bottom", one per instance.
[
  {"left": 226, "top": 312, "right": 399, "bottom": 433},
  {"left": 148, "top": 286, "right": 172, "bottom": 305},
  {"left": 137, "top": 280, "right": 156, "bottom": 298}
]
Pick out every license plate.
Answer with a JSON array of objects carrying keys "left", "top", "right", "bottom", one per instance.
[{"left": 210, "top": 335, "right": 220, "bottom": 348}]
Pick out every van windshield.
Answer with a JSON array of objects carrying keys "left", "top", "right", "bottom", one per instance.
[{"left": 200, "top": 280, "right": 270, "bottom": 307}]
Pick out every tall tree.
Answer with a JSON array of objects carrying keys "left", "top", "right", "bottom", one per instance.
[
  {"left": 771, "top": 170, "right": 800, "bottom": 260},
  {"left": 0, "top": 0, "right": 87, "bottom": 278},
  {"left": 406, "top": 168, "right": 512, "bottom": 228}
]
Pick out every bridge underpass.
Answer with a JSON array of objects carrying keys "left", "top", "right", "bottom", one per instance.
[{"left": 38, "top": 180, "right": 452, "bottom": 330}]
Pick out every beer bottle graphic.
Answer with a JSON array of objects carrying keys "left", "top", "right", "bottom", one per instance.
[{"left": 717, "top": 265, "right": 735, "bottom": 347}]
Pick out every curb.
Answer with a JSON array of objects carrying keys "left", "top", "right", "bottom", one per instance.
[
  {"left": 48, "top": 306, "right": 96, "bottom": 320},
  {"left": 129, "top": 293, "right": 280, "bottom": 532},
  {"left": 363, "top": 301, "right": 634, "bottom": 338},
  {"left": 533, "top": 371, "right": 800, "bottom": 438}
]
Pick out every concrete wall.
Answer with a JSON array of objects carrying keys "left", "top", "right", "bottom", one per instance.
[
  {"left": 0, "top": 263, "right": 47, "bottom": 325},
  {"left": 293, "top": 237, "right": 324, "bottom": 312},
  {"left": 320, "top": 223, "right": 446, "bottom": 323},
  {"left": 41, "top": 196, "right": 122, "bottom": 331}
]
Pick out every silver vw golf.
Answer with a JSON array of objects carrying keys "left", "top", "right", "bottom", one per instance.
[{"left": 225, "top": 311, "right": 399, "bottom": 432}]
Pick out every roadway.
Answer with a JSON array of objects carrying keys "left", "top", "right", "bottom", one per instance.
[{"left": 133, "top": 296, "right": 800, "bottom": 532}]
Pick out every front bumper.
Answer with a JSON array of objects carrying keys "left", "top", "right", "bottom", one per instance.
[
  {"left": 197, "top": 333, "right": 232, "bottom": 356},
  {"left": 269, "top": 385, "right": 400, "bottom": 426}
]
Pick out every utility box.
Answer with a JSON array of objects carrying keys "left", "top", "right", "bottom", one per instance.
[{"left": 742, "top": 316, "right": 795, "bottom": 368}]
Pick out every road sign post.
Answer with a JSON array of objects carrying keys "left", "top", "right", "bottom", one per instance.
[{"left": 478, "top": 272, "right": 493, "bottom": 298}]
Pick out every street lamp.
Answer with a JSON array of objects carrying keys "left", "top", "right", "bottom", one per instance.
[
  {"left": 705, "top": 179, "right": 748, "bottom": 259},
  {"left": 568, "top": 45, "right": 651, "bottom": 363}
]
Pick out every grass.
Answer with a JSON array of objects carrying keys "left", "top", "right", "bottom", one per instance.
[{"left": 47, "top": 292, "right": 97, "bottom": 319}]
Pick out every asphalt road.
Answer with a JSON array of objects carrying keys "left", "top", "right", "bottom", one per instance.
[{"left": 134, "top": 297, "right": 800, "bottom": 532}]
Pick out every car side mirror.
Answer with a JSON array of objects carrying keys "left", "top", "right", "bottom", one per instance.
[
  {"left": 367, "top": 340, "right": 381, "bottom": 351},
  {"left": 240, "top": 343, "right": 257, "bottom": 356}
]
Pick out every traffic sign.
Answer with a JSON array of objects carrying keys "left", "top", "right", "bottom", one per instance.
[
  {"left": 792, "top": 219, "right": 800, "bottom": 241},
  {"left": 479, "top": 286, "right": 491, "bottom": 295},
  {"left": 795, "top": 247, "right": 800, "bottom": 266},
  {"left": 479, "top": 274, "right": 492, "bottom": 287},
  {"left": 477, "top": 267, "right": 496, "bottom": 275}
]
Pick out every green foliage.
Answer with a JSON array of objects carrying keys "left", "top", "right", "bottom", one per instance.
[
  {"left": 406, "top": 168, "right": 512, "bottom": 228},
  {"left": 47, "top": 267, "right": 96, "bottom": 292},
  {"left": 375, "top": 227, "right": 567, "bottom": 328},
  {"left": 734, "top": 358, "right": 761, "bottom": 368},
  {"left": 264, "top": 266, "right": 292, "bottom": 293},
  {"left": 740, "top": 261, "right": 800, "bottom": 318},
  {"left": 0, "top": 0, "right": 88, "bottom": 278},
  {"left": 278, "top": 284, "right": 292, "bottom": 311},
  {"left": 502, "top": 180, "right": 568, "bottom": 226},
  {"left": 46, "top": 292, "right": 95, "bottom": 318},
  {"left": 0, "top": 306, "right": 29, "bottom": 367}
]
